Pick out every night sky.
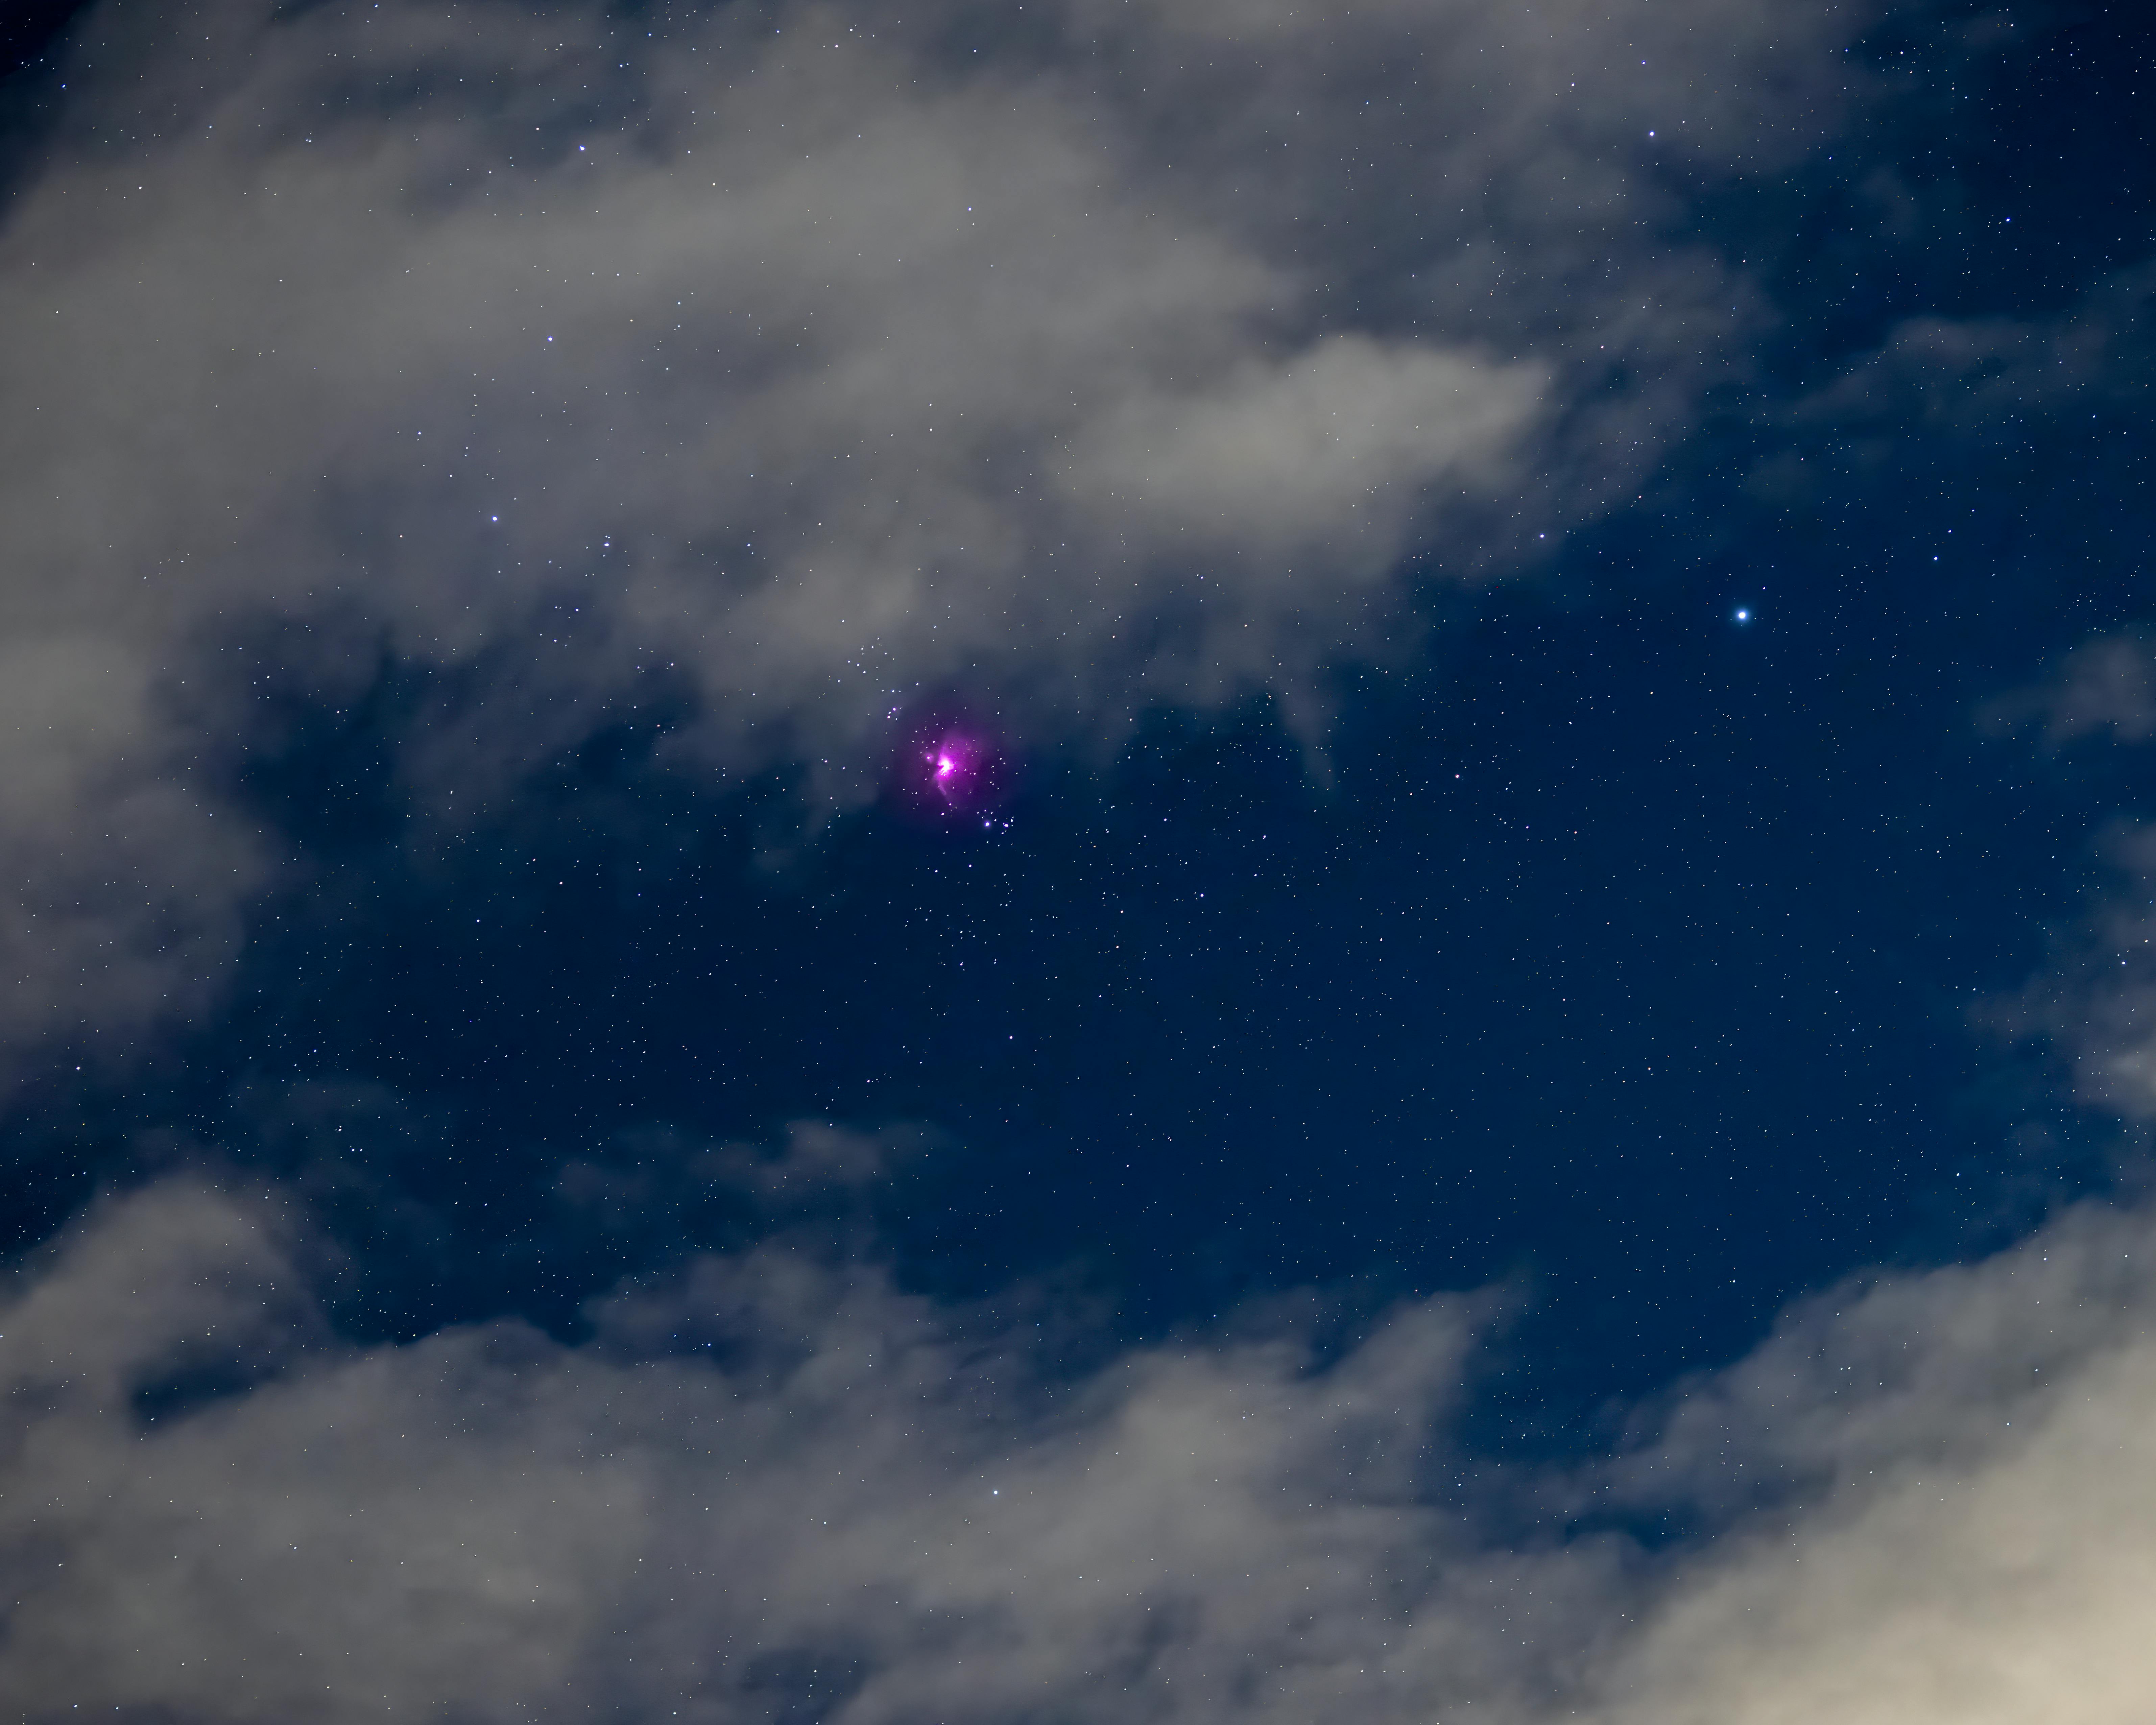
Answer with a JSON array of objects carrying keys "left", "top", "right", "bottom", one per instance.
[{"left": 4, "top": 2, "right": 2156, "bottom": 1720}]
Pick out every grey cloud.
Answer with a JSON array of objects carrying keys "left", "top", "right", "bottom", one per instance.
[
  {"left": 10, "top": 1165, "right": 2156, "bottom": 1722},
  {"left": 0, "top": 0, "right": 1884, "bottom": 1084},
  {"left": 1797, "top": 260, "right": 2156, "bottom": 459},
  {"left": 1060, "top": 337, "right": 1548, "bottom": 578},
  {"left": 2001, "top": 815, "right": 2156, "bottom": 1122},
  {"left": 1980, "top": 632, "right": 2156, "bottom": 746},
  {"left": 702, "top": 1119, "right": 931, "bottom": 1202},
  {"left": 1, "top": 1175, "right": 1530, "bottom": 1723},
  {"left": 1988, "top": 635, "right": 2156, "bottom": 1120},
  {"left": 548, "top": 1120, "right": 936, "bottom": 1251}
]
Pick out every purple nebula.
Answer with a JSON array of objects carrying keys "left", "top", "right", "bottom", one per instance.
[{"left": 885, "top": 710, "right": 1013, "bottom": 824}]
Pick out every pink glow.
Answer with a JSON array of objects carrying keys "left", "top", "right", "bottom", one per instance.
[
  {"left": 886, "top": 710, "right": 1013, "bottom": 824},
  {"left": 927, "top": 737, "right": 977, "bottom": 803}
]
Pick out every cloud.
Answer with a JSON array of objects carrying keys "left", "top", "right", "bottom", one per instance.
[
  {"left": 0, "top": 1173, "right": 1525, "bottom": 1723},
  {"left": 1060, "top": 336, "right": 1546, "bottom": 574},
  {"left": 545, "top": 1120, "right": 937, "bottom": 1253},
  {"left": 8, "top": 1158, "right": 2156, "bottom": 1723},
  {"left": 0, "top": 0, "right": 1885, "bottom": 1085},
  {"left": 1981, "top": 631, "right": 2156, "bottom": 747},
  {"left": 1983, "top": 633, "right": 2156, "bottom": 1122},
  {"left": 2003, "top": 827, "right": 2156, "bottom": 1123},
  {"left": 1589, "top": 1204, "right": 2156, "bottom": 1725},
  {"left": 1793, "top": 259, "right": 2156, "bottom": 469}
]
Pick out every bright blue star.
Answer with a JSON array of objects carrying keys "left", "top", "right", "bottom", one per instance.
[{"left": 1734, "top": 607, "right": 1752, "bottom": 624}]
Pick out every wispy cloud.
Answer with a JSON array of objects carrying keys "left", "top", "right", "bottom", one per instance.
[
  {"left": 7, "top": 1152, "right": 2156, "bottom": 1722},
  {"left": 1987, "top": 632, "right": 2156, "bottom": 1123}
]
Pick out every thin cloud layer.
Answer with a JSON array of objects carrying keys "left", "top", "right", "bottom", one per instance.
[
  {"left": 0, "top": 0, "right": 1875, "bottom": 1083},
  {"left": 7, "top": 1159, "right": 2156, "bottom": 1723},
  {"left": 2012, "top": 826, "right": 2156, "bottom": 1120},
  {"left": 1983, "top": 629, "right": 2156, "bottom": 749},
  {"left": 1989, "top": 633, "right": 2156, "bottom": 1120}
]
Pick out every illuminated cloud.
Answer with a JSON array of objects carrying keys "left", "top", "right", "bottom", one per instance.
[{"left": 6, "top": 1158, "right": 2156, "bottom": 1722}]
